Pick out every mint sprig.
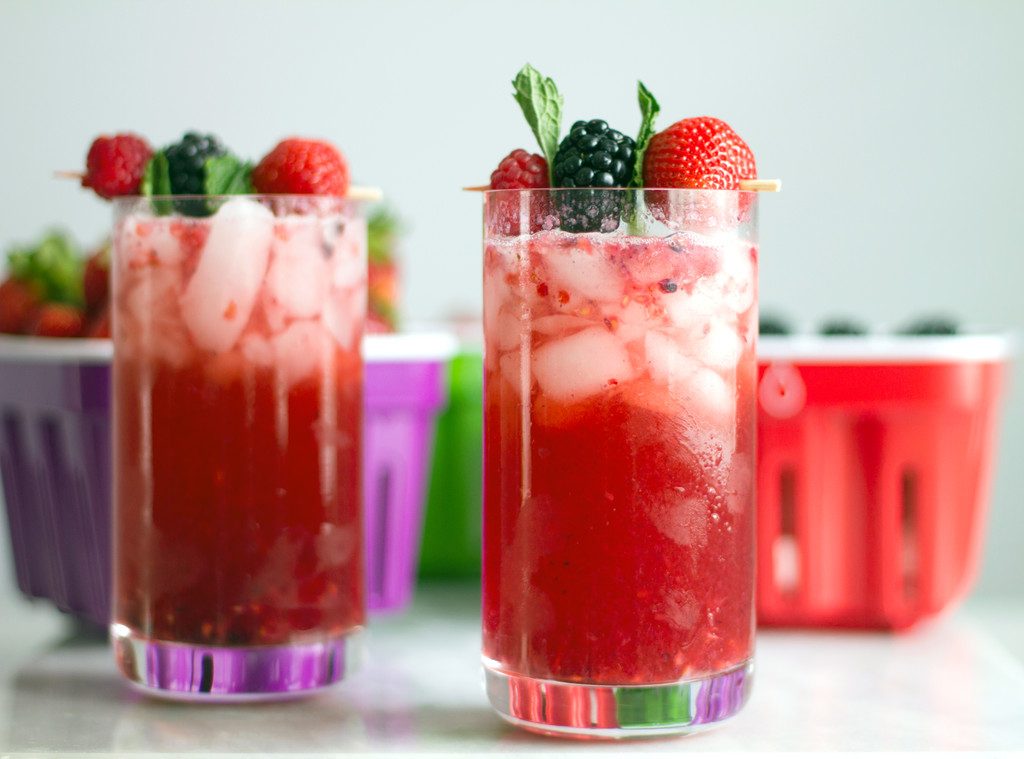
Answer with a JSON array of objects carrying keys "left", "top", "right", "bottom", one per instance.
[
  {"left": 141, "top": 151, "right": 173, "bottom": 214},
  {"left": 204, "top": 155, "right": 253, "bottom": 196},
  {"left": 512, "top": 64, "right": 563, "bottom": 184},
  {"left": 631, "top": 81, "right": 660, "bottom": 187}
]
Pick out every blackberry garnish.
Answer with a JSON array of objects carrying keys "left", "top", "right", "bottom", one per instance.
[
  {"left": 552, "top": 119, "right": 635, "bottom": 233},
  {"left": 165, "top": 132, "right": 227, "bottom": 215}
]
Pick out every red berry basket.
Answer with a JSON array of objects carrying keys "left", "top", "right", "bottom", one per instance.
[{"left": 756, "top": 333, "right": 1012, "bottom": 630}]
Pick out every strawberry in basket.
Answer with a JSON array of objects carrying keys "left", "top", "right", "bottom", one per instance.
[{"left": 0, "top": 232, "right": 91, "bottom": 337}]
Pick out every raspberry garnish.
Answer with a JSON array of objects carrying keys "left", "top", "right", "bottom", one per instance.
[
  {"left": 252, "top": 138, "right": 350, "bottom": 196},
  {"left": 642, "top": 116, "right": 756, "bottom": 190},
  {"left": 81, "top": 133, "right": 152, "bottom": 199},
  {"left": 489, "top": 149, "right": 549, "bottom": 190}
]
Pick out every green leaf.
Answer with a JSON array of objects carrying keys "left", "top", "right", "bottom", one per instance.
[
  {"left": 5, "top": 231, "right": 83, "bottom": 307},
  {"left": 367, "top": 206, "right": 403, "bottom": 265},
  {"left": 631, "top": 81, "right": 661, "bottom": 187},
  {"left": 368, "top": 291, "right": 399, "bottom": 331},
  {"left": 141, "top": 151, "right": 173, "bottom": 214},
  {"left": 512, "top": 63, "right": 563, "bottom": 182},
  {"left": 204, "top": 155, "right": 253, "bottom": 196}
]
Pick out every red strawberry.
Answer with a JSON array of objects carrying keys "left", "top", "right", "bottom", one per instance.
[
  {"left": 0, "top": 278, "right": 42, "bottom": 334},
  {"left": 82, "top": 133, "right": 153, "bottom": 199},
  {"left": 87, "top": 307, "right": 111, "bottom": 338},
  {"left": 643, "top": 117, "right": 756, "bottom": 190},
  {"left": 489, "top": 149, "right": 548, "bottom": 190},
  {"left": 251, "top": 138, "right": 349, "bottom": 196},
  {"left": 83, "top": 247, "right": 110, "bottom": 314},
  {"left": 28, "top": 304, "right": 85, "bottom": 338}
]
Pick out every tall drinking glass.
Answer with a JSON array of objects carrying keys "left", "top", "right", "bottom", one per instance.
[
  {"left": 111, "top": 195, "right": 367, "bottom": 699},
  {"left": 481, "top": 188, "right": 757, "bottom": 737}
]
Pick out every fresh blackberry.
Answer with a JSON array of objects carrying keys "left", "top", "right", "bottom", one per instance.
[
  {"left": 552, "top": 119, "right": 635, "bottom": 232},
  {"left": 897, "top": 314, "right": 959, "bottom": 336},
  {"left": 759, "top": 313, "right": 792, "bottom": 336},
  {"left": 819, "top": 317, "right": 868, "bottom": 336},
  {"left": 164, "top": 132, "right": 227, "bottom": 215}
]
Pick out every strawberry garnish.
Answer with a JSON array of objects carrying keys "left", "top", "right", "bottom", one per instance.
[{"left": 642, "top": 116, "right": 756, "bottom": 190}]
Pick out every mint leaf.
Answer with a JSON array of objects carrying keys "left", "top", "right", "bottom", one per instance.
[
  {"left": 512, "top": 63, "right": 563, "bottom": 182},
  {"left": 141, "top": 151, "right": 171, "bottom": 196},
  {"left": 631, "top": 81, "right": 661, "bottom": 187},
  {"left": 204, "top": 155, "right": 253, "bottom": 196},
  {"left": 141, "top": 151, "right": 173, "bottom": 214}
]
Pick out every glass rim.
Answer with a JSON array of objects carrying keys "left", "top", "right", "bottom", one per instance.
[
  {"left": 479, "top": 187, "right": 758, "bottom": 196},
  {"left": 111, "top": 193, "right": 367, "bottom": 204}
]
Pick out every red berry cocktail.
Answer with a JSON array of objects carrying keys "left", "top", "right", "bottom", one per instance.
[
  {"left": 482, "top": 187, "right": 758, "bottom": 736},
  {"left": 111, "top": 194, "right": 367, "bottom": 698},
  {"left": 479, "top": 63, "right": 767, "bottom": 738}
]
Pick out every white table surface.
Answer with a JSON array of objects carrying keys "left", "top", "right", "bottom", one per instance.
[{"left": 1, "top": 583, "right": 1022, "bottom": 756}]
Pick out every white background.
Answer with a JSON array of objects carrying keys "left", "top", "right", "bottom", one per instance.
[{"left": 0, "top": 0, "right": 1021, "bottom": 601}]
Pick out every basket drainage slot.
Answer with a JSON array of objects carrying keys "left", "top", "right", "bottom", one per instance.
[
  {"left": 374, "top": 465, "right": 392, "bottom": 601},
  {"left": 773, "top": 466, "right": 800, "bottom": 597},
  {"left": 901, "top": 468, "right": 919, "bottom": 602}
]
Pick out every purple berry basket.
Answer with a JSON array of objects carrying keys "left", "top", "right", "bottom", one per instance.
[
  {"left": 363, "top": 333, "right": 456, "bottom": 611},
  {"left": 0, "top": 332, "right": 455, "bottom": 627},
  {"left": 0, "top": 338, "right": 112, "bottom": 626}
]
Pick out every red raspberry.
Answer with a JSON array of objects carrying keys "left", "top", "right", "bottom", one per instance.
[
  {"left": 643, "top": 117, "right": 756, "bottom": 190},
  {"left": 0, "top": 278, "right": 41, "bottom": 334},
  {"left": 489, "top": 149, "right": 549, "bottom": 189},
  {"left": 252, "top": 138, "right": 350, "bottom": 196},
  {"left": 82, "top": 133, "right": 153, "bottom": 199},
  {"left": 28, "top": 304, "right": 85, "bottom": 338}
]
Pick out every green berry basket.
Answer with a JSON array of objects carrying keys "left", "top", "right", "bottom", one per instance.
[{"left": 418, "top": 347, "right": 483, "bottom": 578}]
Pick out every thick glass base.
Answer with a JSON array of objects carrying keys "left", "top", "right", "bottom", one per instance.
[
  {"left": 111, "top": 624, "right": 363, "bottom": 701},
  {"left": 484, "top": 658, "right": 753, "bottom": 739}
]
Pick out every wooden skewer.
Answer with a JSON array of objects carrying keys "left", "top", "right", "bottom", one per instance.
[
  {"left": 464, "top": 179, "right": 782, "bottom": 192},
  {"left": 345, "top": 186, "right": 384, "bottom": 202},
  {"left": 738, "top": 178, "right": 782, "bottom": 192},
  {"left": 54, "top": 169, "right": 383, "bottom": 201}
]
